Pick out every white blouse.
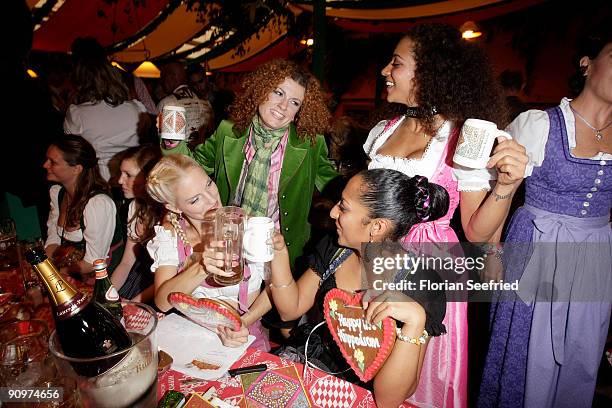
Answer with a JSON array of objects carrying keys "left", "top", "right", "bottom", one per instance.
[
  {"left": 45, "top": 184, "right": 116, "bottom": 264},
  {"left": 506, "top": 98, "right": 612, "bottom": 177},
  {"left": 64, "top": 100, "right": 146, "bottom": 181},
  {"left": 146, "top": 226, "right": 264, "bottom": 302},
  {"left": 364, "top": 116, "right": 496, "bottom": 191}
]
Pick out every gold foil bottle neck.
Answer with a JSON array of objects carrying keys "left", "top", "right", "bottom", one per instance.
[{"left": 32, "top": 258, "right": 87, "bottom": 319}]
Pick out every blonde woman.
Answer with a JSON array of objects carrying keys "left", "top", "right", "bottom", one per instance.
[{"left": 146, "top": 154, "right": 271, "bottom": 350}]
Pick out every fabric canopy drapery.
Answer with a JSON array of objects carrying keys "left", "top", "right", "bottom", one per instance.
[
  {"left": 28, "top": 0, "right": 547, "bottom": 71},
  {"left": 32, "top": 0, "right": 170, "bottom": 53}
]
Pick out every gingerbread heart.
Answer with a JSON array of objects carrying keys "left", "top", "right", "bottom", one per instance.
[
  {"left": 323, "top": 288, "right": 396, "bottom": 382},
  {"left": 167, "top": 292, "right": 242, "bottom": 332}
]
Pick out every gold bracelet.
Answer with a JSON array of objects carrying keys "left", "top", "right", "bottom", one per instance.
[
  {"left": 396, "top": 328, "right": 429, "bottom": 345},
  {"left": 269, "top": 279, "right": 295, "bottom": 289}
]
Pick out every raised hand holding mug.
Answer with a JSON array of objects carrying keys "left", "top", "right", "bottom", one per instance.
[
  {"left": 160, "top": 105, "right": 187, "bottom": 149},
  {"left": 453, "top": 119, "right": 513, "bottom": 169}
]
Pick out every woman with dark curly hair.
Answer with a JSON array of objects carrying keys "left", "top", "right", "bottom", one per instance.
[
  {"left": 363, "top": 24, "right": 528, "bottom": 407},
  {"left": 163, "top": 59, "right": 338, "bottom": 269}
]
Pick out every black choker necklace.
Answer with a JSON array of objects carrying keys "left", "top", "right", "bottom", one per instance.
[{"left": 405, "top": 106, "right": 438, "bottom": 118}]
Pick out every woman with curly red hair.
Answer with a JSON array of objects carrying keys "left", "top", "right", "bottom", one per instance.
[
  {"left": 164, "top": 58, "right": 338, "bottom": 268},
  {"left": 163, "top": 59, "right": 338, "bottom": 343},
  {"left": 363, "top": 23, "right": 528, "bottom": 407}
]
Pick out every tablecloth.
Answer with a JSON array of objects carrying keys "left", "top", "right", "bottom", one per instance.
[{"left": 158, "top": 347, "right": 417, "bottom": 408}]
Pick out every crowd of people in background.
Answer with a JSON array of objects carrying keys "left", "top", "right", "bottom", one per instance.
[{"left": 4, "top": 1, "right": 612, "bottom": 405}]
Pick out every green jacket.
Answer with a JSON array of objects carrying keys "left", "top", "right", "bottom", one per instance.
[{"left": 164, "top": 120, "right": 338, "bottom": 267}]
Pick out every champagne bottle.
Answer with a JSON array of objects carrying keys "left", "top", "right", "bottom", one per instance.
[
  {"left": 25, "top": 248, "right": 132, "bottom": 377},
  {"left": 92, "top": 258, "right": 123, "bottom": 322}
]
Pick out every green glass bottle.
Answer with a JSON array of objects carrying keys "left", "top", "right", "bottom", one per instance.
[{"left": 92, "top": 259, "right": 123, "bottom": 322}]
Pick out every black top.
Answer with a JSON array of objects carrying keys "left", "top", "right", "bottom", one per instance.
[
  {"left": 308, "top": 235, "right": 447, "bottom": 336},
  {"left": 277, "top": 235, "right": 447, "bottom": 388}
]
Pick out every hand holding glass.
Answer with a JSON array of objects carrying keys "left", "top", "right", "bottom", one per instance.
[{"left": 213, "top": 207, "right": 245, "bottom": 286}]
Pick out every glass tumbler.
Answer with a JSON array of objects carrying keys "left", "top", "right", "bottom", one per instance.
[{"left": 214, "top": 206, "right": 245, "bottom": 286}]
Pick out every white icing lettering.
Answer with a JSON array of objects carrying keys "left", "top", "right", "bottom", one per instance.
[
  {"left": 336, "top": 312, "right": 362, "bottom": 334},
  {"left": 337, "top": 328, "right": 381, "bottom": 350}
]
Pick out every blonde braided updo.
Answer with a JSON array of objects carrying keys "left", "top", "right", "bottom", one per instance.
[
  {"left": 146, "top": 154, "right": 206, "bottom": 247},
  {"left": 168, "top": 211, "right": 190, "bottom": 248}
]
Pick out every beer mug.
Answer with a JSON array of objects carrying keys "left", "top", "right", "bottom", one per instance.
[
  {"left": 453, "top": 118, "right": 513, "bottom": 169},
  {"left": 160, "top": 106, "right": 187, "bottom": 141},
  {"left": 214, "top": 206, "right": 244, "bottom": 286},
  {"left": 200, "top": 209, "right": 217, "bottom": 249},
  {"left": 243, "top": 217, "right": 275, "bottom": 263}
]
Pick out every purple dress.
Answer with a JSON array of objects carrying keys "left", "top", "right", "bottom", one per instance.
[{"left": 478, "top": 106, "right": 612, "bottom": 407}]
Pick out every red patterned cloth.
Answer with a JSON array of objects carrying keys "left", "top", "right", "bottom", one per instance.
[{"left": 158, "top": 348, "right": 418, "bottom": 407}]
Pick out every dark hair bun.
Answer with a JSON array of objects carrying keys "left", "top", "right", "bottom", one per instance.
[
  {"left": 358, "top": 169, "right": 450, "bottom": 241},
  {"left": 413, "top": 176, "right": 432, "bottom": 221},
  {"left": 427, "top": 183, "right": 450, "bottom": 221}
]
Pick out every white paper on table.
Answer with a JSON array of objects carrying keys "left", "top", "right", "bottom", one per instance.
[{"left": 156, "top": 313, "right": 254, "bottom": 380}]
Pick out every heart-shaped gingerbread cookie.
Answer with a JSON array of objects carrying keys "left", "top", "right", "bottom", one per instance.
[
  {"left": 167, "top": 292, "right": 242, "bottom": 332},
  {"left": 324, "top": 288, "right": 396, "bottom": 382}
]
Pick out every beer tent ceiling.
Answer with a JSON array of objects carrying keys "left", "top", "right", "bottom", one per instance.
[{"left": 28, "top": 0, "right": 546, "bottom": 71}]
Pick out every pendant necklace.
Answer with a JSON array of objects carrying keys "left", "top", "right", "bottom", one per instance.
[{"left": 570, "top": 105, "right": 612, "bottom": 141}]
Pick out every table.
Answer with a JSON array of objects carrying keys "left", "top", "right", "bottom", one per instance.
[
  {"left": 15, "top": 265, "right": 417, "bottom": 407},
  {"left": 158, "top": 347, "right": 417, "bottom": 408}
]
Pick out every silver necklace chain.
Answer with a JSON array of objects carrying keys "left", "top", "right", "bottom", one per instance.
[{"left": 570, "top": 105, "right": 612, "bottom": 141}]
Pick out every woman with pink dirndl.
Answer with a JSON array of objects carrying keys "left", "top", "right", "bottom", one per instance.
[{"left": 364, "top": 23, "right": 528, "bottom": 407}]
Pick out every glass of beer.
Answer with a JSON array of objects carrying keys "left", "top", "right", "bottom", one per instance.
[{"left": 213, "top": 206, "right": 245, "bottom": 286}]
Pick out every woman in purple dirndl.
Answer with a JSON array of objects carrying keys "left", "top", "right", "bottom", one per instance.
[{"left": 479, "top": 31, "right": 612, "bottom": 408}]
